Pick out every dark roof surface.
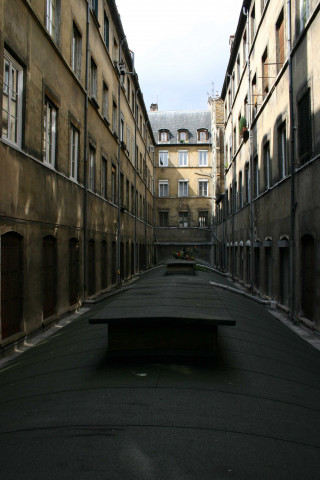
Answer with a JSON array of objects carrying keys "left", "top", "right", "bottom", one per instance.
[{"left": 148, "top": 110, "right": 211, "bottom": 145}]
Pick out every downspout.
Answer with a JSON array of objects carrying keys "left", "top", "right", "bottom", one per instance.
[
  {"left": 134, "top": 88, "right": 140, "bottom": 273},
  {"left": 288, "top": 0, "right": 296, "bottom": 322},
  {"left": 116, "top": 37, "right": 126, "bottom": 287},
  {"left": 83, "top": 1, "right": 90, "bottom": 299},
  {"left": 144, "top": 140, "right": 147, "bottom": 269},
  {"left": 244, "top": 6, "right": 255, "bottom": 293}
]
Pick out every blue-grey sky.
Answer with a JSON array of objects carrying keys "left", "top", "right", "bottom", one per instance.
[{"left": 116, "top": 0, "right": 242, "bottom": 111}]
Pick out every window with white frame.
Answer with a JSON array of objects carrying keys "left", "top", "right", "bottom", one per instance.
[
  {"left": 179, "top": 151, "right": 188, "bottom": 167},
  {"left": 2, "top": 51, "right": 23, "bottom": 146},
  {"left": 46, "top": 0, "right": 60, "bottom": 41},
  {"left": 159, "top": 180, "right": 169, "bottom": 197},
  {"left": 178, "top": 180, "right": 188, "bottom": 197},
  {"left": 198, "top": 150, "right": 208, "bottom": 166},
  {"left": 198, "top": 180, "right": 208, "bottom": 197},
  {"left": 72, "top": 23, "right": 82, "bottom": 78},
  {"left": 43, "top": 97, "right": 57, "bottom": 167},
  {"left": 159, "top": 151, "right": 168, "bottom": 167},
  {"left": 70, "top": 124, "right": 79, "bottom": 180},
  {"left": 89, "top": 146, "right": 95, "bottom": 191}
]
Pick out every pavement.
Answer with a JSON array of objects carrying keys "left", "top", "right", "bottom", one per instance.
[{"left": 0, "top": 266, "right": 320, "bottom": 479}]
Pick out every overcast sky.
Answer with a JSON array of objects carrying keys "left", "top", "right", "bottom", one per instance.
[{"left": 115, "top": 0, "right": 242, "bottom": 112}]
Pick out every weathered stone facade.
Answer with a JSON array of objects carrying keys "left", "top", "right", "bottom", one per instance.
[
  {"left": 215, "top": 0, "right": 320, "bottom": 332},
  {"left": 0, "top": 0, "right": 155, "bottom": 346}
]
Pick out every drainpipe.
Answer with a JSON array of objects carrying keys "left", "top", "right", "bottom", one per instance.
[
  {"left": 244, "top": 7, "right": 255, "bottom": 293},
  {"left": 116, "top": 37, "right": 127, "bottom": 287},
  {"left": 134, "top": 88, "right": 140, "bottom": 273},
  {"left": 288, "top": 0, "right": 296, "bottom": 322},
  {"left": 83, "top": 1, "right": 90, "bottom": 299}
]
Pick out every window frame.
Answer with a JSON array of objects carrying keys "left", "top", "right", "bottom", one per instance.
[
  {"left": 159, "top": 151, "right": 168, "bottom": 167},
  {"left": 88, "top": 145, "right": 96, "bottom": 191},
  {"left": 43, "top": 96, "right": 57, "bottom": 168},
  {"left": 71, "top": 22, "right": 82, "bottom": 79},
  {"left": 197, "top": 129, "right": 208, "bottom": 142},
  {"left": 178, "top": 180, "right": 189, "bottom": 197},
  {"left": 70, "top": 123, "right": 79, "bottom": 181},
  {"left": 159, "top": 180, "right": 169, "bottom": 197},
  {"left": 178, "top": 150, "right": 188, "bottom": 167},
  {"left": 198, "top": 150, "right": 208, "bottom": 166},
  {"left": 2, "top": 50, "right": 24, "bottom": 147}
]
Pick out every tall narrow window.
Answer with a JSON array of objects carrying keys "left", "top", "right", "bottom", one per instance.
[
  {"left": 250, "top": 4, "right": 256, "bottom": 44},
  {"left": 46, "top": 0, "right": 56, "bottom": 38},
  {"left": 90, "top": 57, "right": 98, "bottom": 100},
  {"left": 178, "top": 180, "right": 188, "bottom": 197},
  {"left": 103, "top": 11, "right": 109, "bottom": 49},
  {"left": 264, "top": 141, "right": 271, "bottom": 189},
  {"left": 90, "top": 0, "right": 98, "bottom": 17},
  {"left": 112, "top": 101, "right": 117, "bottom": 134},
  {"left": 245, "top": 162, "right": 250, "bottom": 203},
  {"left": 101, "top": 157, "right": 107, "bottom": 198},
  {"left": 252, "top": 74, "right": 257, "bottom": 118},
  {"left": 198, "top": 129, "right": 208, "bottom": 142},
  {"left": 253, "top": 156, "right": 259, "bottom": 198},
  {"left": 111, "top": 165, "right": 116, "bottom": 203},
  {"left": 72, "top": 23, "right": 82, "bottom": 78},
  {"left": 300, "top": 0, "right": 309, "bottom": 31},
  {"left": 70, "top": 124, "right": 79, "bottom": 180},
  {"left": 159, "top": 211, "right": 169, "bottom": 227},
  {"left": 88, "top": 146, "right": 95, "bottom": 191},
  {"left": 159, "top": 151, "right": 168, "bottom": 167},
  {"left": 238, "top": 170, "right": 243, "bottom": 208},
  {"left": 198, "top": 180, "right": 208, "bottom": 197},
  {"left": 159, "top": 180, "right": 169, "bottom": 197},
  {"left": 178, "top": 151, "right": 188, "bottom": 167},
  {"left": 198, "top": 150, "right": 208, "bottom": 166},
  {"left": 43, "top": 97, "right": 57, "bottom": 167},
  {"left": 179, "top": 211, "right": 189, "bottom": 228},
  {"left": 276, "top": 10, "right": 284, "bottom": 73},
  {"left": 120, "top": 114, "right": 124, "bottom": 142},
  {"left": 102, "top": 82, "right": 109, "bottom": 120},
  {"left": 298, "top": 87, "right": 312, "bottom": 161},
  {"left": 243, "top": 29, "right": 247, "bottom": 64},
  {"left": 178, "top": 130, "right": 188, "bottom": 142},
  {"left": 278, "top": 120, "right": 287, "bottom": 178},
  {"left": 198, "top": 211, "right": 208, "bottom": 227},
  {"left": 2, "top": 51, "right": 23, "bottom": 146},
  {"left": 262, "top": 48, "right": 269, "bottom": 97}
]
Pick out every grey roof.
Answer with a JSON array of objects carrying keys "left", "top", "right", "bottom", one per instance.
[{"left": 148, "top": 110, "right": 211, "bottom": 145}]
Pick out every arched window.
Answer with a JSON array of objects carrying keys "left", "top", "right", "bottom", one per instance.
[
  {"left": 1, "top": 232, "right": 23, "bottom": 339},
  {"left": 43, "top": 235, "right": 57, "bottom": 319},
  {"left": 197, "top": 129, "right": 209, "bottom": 142}
]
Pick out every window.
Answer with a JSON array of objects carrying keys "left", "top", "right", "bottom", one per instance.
[
  {"left": 253, "top": 155, "right": 259, "bottom": 198},
  {"left": 71, "top": 23, "right": 82, "bottom": 78},
  {"left": 159, "top": 151, "right": 168, "bottom": 167},
  {"left": 298, "top": 87, "right": 312, "bottom": 161},
  {"left": 178, "top": 130, "right": 188, "bottom": 142},
  {"left": 112, "top": 100, "right": 117, "bottom": 134},
  {"left": 46, "top": 0, "right": 59, "bottom": 40},
  {"left": 198, "top": 129, "right": 208, "bottom": 142},
  {"left": 262, "top": 48, "right": 269, "bottom": 96},
  {"left": 276, "top": 10, "right": 284, "bottom": 73},
  {"left": 198, "top": 150, "right": 208, "bottom": 166},
  {"left": 111, "top": 165, "right": 116, "bottom": 203},
  {"left": 103, "top": 11, "right": 109, "bottom": 49},
  {"left": 43, "top": 97, "right": 57, "bottom": 167},
  {"left": 263, "top": 141, "right": 272, "bottom": 189},
  {"left": 101, "top": 157, "right": 107, "bottom": 198},
  {"left": 252, "top": 74, "right": 257, "bottom": 118},
  {"left": 238, "top": 171, "right": 243, "bottom": 208},
  {"left": 120, "top": 113, "right": 124, "bottom": 142},
  {"left": 198, "top": 211, "right": 208, "bottom": 227},
  {"left": 90, "top": 0, "right": 98, "bottom": 17},
  {"left": 243, "top": 29, "right": 247, "bottom": 64},
  {"left": 179, "top": 211, "right": 189, "bottom": 228},
  {"left": 2, "top": 51, "right": 23, "bottom": 146},
  {"left": 70, "top": 124, "right": 79, "bottom": 180},
  {"left": 90, "top": 57, "right": 98, "bottom": 100},
  {"left": 178, "top": 180, "right": 188, "bottom": 197},
  {"left": 159, "top": 211, "right": 169, "bottom": 227},
  {"left": 127, "top": 78, "right": 130, "bottom": 104},
  {"left": 250, "top": 3, "right": 256, "bottom": 44},
  {"left": 198, "top": 180, "right": 208, "bottom": 197},
  {"left": 278, "top": 120, "right": 287, "bottom": 178},
  {"left": 159, "top": 180, "right": 169, "bottom": 197},
  {"left": 179, "top": 151, "right": 188, "bottom": 167},
  {"left": 100, "top": 83, "right": 108, "bottom": 121},
  {"left": 245, "top": 162, "right": 250, "bottom": 203},
  {"left": 236, "top": 54, "right": 240, "bottom": 87},
  {"left": 88, "top": 146, "right": 95, "bottom": 191},
  {"left": 300, "top": 0, "right": 309, "bottom": 32}
]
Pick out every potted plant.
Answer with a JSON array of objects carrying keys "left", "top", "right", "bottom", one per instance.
[{"left": 239, "top": 117, "right": 249, "bottom": 142}]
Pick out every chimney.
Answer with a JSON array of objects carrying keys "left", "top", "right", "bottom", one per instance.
[{"left": 150, "top": 103, "right": 158, "bottom": 112}]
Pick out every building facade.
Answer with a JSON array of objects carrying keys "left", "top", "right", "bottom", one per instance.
[
  {"left": 0, "top": 0, "right": 155, "bottom": 347},
  {"left": 149, "top": 106, "right": 213, "bottom": 263},
  {"left": 215, "top": 0, "right": 320, "bottom": 332}
]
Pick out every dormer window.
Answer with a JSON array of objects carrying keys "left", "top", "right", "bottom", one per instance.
[
  {"left": 198, "top": 129, "right": 209, "bottom": 142},
  {"left": 159, "top": 129, "right": 169, "bottom": 142},
  {"left": 178, "top": 129, "right": 188, "bottom": 142}
]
